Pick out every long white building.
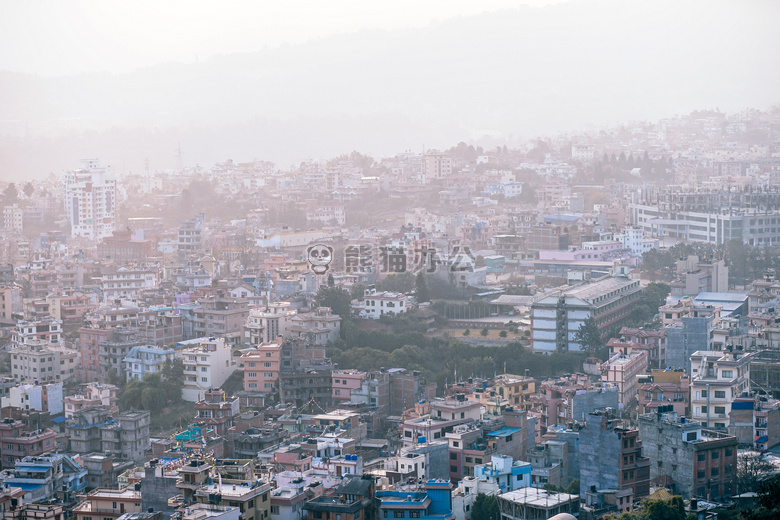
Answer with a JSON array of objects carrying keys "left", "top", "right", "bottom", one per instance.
[{"left": 63, "top": 159, "right": 117, "bottom": 242}]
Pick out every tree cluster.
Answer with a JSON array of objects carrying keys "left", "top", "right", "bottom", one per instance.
[{"left": 119, "top": 359, "right": 184, "bottom": 413}]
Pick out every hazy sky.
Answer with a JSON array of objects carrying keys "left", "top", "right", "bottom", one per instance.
[
  {"left": 0, "top": 0, "right": 778, "bottom": 178},
  {"left": 1, "top": 0, "right": 564, "bottom": 76}
]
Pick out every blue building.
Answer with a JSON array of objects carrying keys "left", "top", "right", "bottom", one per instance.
[
  {"left": 473, "top": 455, "right": 532, "bottom": 492},
  {"left": 0, "top": 454, "right": 87, "bottom": 504},
  {"left": 376, "top": 480, "right": 455, "bottom": 520},
  {"left": 122, "top": 345, "right": 176, "bottom": 382}
]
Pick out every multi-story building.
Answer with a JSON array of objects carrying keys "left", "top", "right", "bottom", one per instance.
[
  {"left": 3, "top": 204, "right": 23, "bottom": 232},
  {"left": 375, "top": 479, "right": 454, "bottom": 520},
  {"left": 9, "top": 340, "right": 79, "bottom": 383},
  {"left": 638, "top": 369, "right": 689, "bottom": 416},
  {"left": 11, "top": 317, "right": 63, "bottom": 348},
  {"left": 689, "top": 350, "right": 753, "bottom": 429},
  {"left": 0, "top": 453, "right": 87, "bottom": 505},
  {"left": 178, "top": 213, "right": 204, "bottom": 256},
  {"left": 99, "top": 267, "right": 157, "bottom": 302},
  {"left": 193, "top": 295, "right": 250, "bottom": 345},
  {"left": 2, "top": 381, "right": 64, "bottom": 415},
  {"left": 579, "top": 409, "right": 650, "bottom": 512},
  {"left": 729, "top": 396, "right": 780, "bottom": 451},
  {"left": 332, "top": 370, "right": 367, "bottom": 403},
  {"left": 638, "top": 408, "right": 738, "bottom": 500},
  {"left": 531, "top": 267, "right": 642, "bottom": 353},
  {"left": 122, "top": 345, "right": 176, "bottom": 381},
  {"left": 66, "top": 408, "right": 150, "bottom": 462},
  {"left": 193, "top": 389, "right": 240, "bottom": 436},
  {"left": 0, "top": 284, "right": 21, "bottom": 321},
  {"left": 242, "top": 340, "right": 282, "bottom": 393},
  {"left": 601, "top": 351, "right": 648, "bottom": 412},
  {"left": 72, "top": 487, "right": 143, "bottom": 520},
  {"left": 473, "top": 455, "right": 531, "bottom": 493},
  {"left": 0, "top": 419, "right": 58, "bottom": 470},
  {"left": 288, "top": 307, "right": 341, "bottom": 345},
  {"left": 180, "top": 337, "right": 236, "bottom": 402},
  {"left": 497, "top": 488, "right": 580, "bottom": 520},
  {"left": 402, "top": 398, "right": 482, "bottom": 446},
  {"left": 63, "top": 159, "right": 117, "bottom": 242},
  {"left": 63, "top": 382, "right": 119, "bottom": 418},
  {"left": 360, "top": 290, "right": 409, "bottom": 320},
  {"left": 630, "top": 187, "right": 780, "bottom": 246},
  {"left": 611, "top": 327, "right": 666, "bottom": 370},
  {"left": 670, "top": 255, "right": 729, "bottom": 297},
  {"left": 665, "top": 306, "right": 717, "bottom": 373},
  {"left": 193, "top": 478, "right": 272, "bottom": 520},
  {"left": 424, "top": 152, "right": 452, "bottom": 180}
]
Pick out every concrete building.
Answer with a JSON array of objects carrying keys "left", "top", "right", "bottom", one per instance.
[
  {"left": 473, "top": 455, "right": 532, "bottom": 493},
  {"left": 100, "top": 267, "right": 157, "bottom": 302},
  {"left": 424, "top": 152, "right": 452, "bottom": 180},
  {"left": 638, "top": 408, "right": 738, "bottom": 500},
  {"left": 178, "top": 214, "right": 204, "bottom": 255},
  {"left": 63, "top": 382, "right": 119, "bottom": 418},
  {"left": 288, "top": 307, "right": 341, "bottom": 345},
  {"left": 376, "top": 479, "right": 454, "bottom": 520},
  {"left": 66, "top": 408, "right": 151, "bottom": 462},
  {"left": 193, "top": 478, "right": 272, "bottom": 520},
  {"left": 728, "top": 396, "right": 780, "bottom": 451},
  {"left": 600, "top": 351, "right": 648, "bottom": 411},
  {"left": 63, "top": 159, "right": 117, "bottom": 242},
  {"left": 0, "top": 419, "right": 57, "bottom": 470},
  {"left": 244, "top": 302, "right": 295, "bottom": 345},
  {"left": 11, "top": 317, "right": 63, "bottom": 348},
  {"left": 0, "top": 453, "right": 87, "bottom": 505},
  {"left": 638, "top": 369, "right": 689, "bottom": 416},
  {"left": 192, "top": 296, "right": 250, "bottom": 346},
  {"left": 2, "top": 381, "right": 63, "bottom": 415},
  {"left": 72, "top": 487, "right": 143, "bottom": 520},
  {"left": 497, "top": 488, "right": 580, "bottom": 520},
  {"left": 9, "top": 340, "right": 79, "bottom": 383},
  {"left": 608, "top": 327, "right": 666, "bottom": 370},
  {"left": 689, "top": 350, "right": 753, "bottom": 429},
  {"left": 579, "top": 409, "right": 650, "bottom": 511},
  {"left": 122, "top": 345, "right": 176, "bottom": 382},
  {"left": 630, "top": 187, "right": 780, "bottom": 246},
  {"left": 670, "top": 256, "right": 729, "bottom": 298},
  {"left": 242, "top": 340, "right": 282, "bottom": 393},
  {"left": 180, "top": 337, "right": 236, "bottom": 402},
  {"left": 531, "top": 267, "right": 642, "bottom": 353},
  {"left": 360, "top": 290, "right": 409, "bottom": 320},
  {"left": 665, "top": 306, "right": 717, "bottom": 373}
]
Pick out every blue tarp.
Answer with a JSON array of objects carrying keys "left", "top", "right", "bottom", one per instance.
[{"left": 52, "top": 416, "right": 68, "bottom": 423}]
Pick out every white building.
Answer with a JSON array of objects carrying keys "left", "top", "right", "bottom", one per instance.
[
  {"left": 690, "top": 350, "right": 753, "bottom": 429},
  {"left": 3, "top": 204, "right": 23, "bottom": 232},
  {"left": 613, "top": 226, "right": 658, "bottom": 255},
  {"left": 1, "top": 382, "right": 64, "bottom": 415},
  {"left": 424, "top": 152, "right": 452, "bottom": 180},
  {"left": 288, "top": 307, "right": 341, "bottom": 345},
  {"left": 360, "top": 290, "right": 408, "bottom": 320},
  {"left": 179, "top": 337, "right": 236, "bottom": 402},
  {"left": 245, "top": 302, "right": 296, "bottom": 345},
  {"left": 100, "top": 267, "right": 157, "bottom": 302},
  {"left": 9, "top": 339, "right": 80, "bottom": 383},
  {"left": 63, "top": 159, "right": 117, "bottom": 242},
  {"left": 123, "top": 345, "right": 176, "bottom": 382}
]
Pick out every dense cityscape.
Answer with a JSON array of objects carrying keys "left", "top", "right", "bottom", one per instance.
[{"left": 0, "top": 105, "right": 778, "bottom": 520}]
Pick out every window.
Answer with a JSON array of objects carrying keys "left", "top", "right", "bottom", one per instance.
[
  {"left": 383, "top": 512, "right": 388, "bottom": 519},
  {"left": 247, "top": 372, "right": 257, "bottom": 378},
  {"left": 721, "top": 370, "right": 733, "bottom": 378},
  {"left": 453, "top": 441, "right": 459, "bottom": 447},
  {"left": 711, "top": 451, "right": 719, "bottom": 459},
  {"left": 700, "top": 390, "right": 708, "bottom": 398},
  {"left": 264, "top": 362, "right": 272, "bottom": 368},
  {"left": 711, "top": 467, "right": 719, "bottom": 477},
  {"left": 715, "top": 390, "right": 726, "bottom": 398},
  {"left": 450, "top": 465, "right": 458, "bottom": 473},
  {"left": 450, "top": 453, "right": 457, "bottom": 460},
  {"left": 394, "top": 511, "right": 405, "bottom": 518},
  {"left": 465, "top": 457, "right": 473, "bottom": 463},
  {"left": 700, "top": 406, "right": 708, "bottom": 414},
  {"left": 271, "top": 506, "right": 280, "bottom": 515},
  {"left": 714, "top": 406, "right": 726, "bottom": 414},
  {"left": 698, "top": 453, "right": 705, "bottom": 461},
  {"left": 725, "top": 448, "right": 733, "bottom": 457},
  {"left": 410, "top": 512, "right": 420, "bottom": 519}
]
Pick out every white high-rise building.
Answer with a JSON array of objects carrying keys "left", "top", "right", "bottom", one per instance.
[{"left": 63, "top": 159, "right": 117, "bottom": 242}]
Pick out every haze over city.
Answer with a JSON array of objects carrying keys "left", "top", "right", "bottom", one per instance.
[
  {"left": 1, "top": 2, "right": 780, "bottom": 520},
  {"left": 1, "top": 0, "right": 779, "bottom": 179}
]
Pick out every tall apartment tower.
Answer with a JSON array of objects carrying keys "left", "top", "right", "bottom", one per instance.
[{"left": 63, "top": 159, "right": 117, "bottom": 242}]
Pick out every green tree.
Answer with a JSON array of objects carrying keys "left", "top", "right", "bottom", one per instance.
[
  {"left": 350, "top": 283, "right": 367, "bottom": 300},
  {"left": 23, "top": 182, "right": 34, "bottom": 198},
  {"left": 499, "top": 330, "right": 508, "bottom": 338},
  {"left": 327, "top": 273, "right": 335, "bottom": 287},
  {"left": 2, "top": 183, "right": 17, "bottom": 204},
  {"left": 573, "top": 316, "right": 603, "bottom": 357},
  {"left": 316, "top": 286, "right": 352, "bottom": 318},
  {"left": 471, "top": 493, "right": 500, "bottom": 520},
  {"left": 414, "top": 272, "right": 430, "bottom": 303},
  {"left": 480, "top": 327, "right": 489, "bottom": 337},
  {"left": 463, "top": 329, "right": 470, "bottom": 336}
]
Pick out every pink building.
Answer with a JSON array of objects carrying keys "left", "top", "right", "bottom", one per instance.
[
  {"left": 601, "top": 351, "right": 648, "bottom": 410},
  {"left": 241, "top": 340, "right": 282, "bottom": 393},
  {"left": 332, "top": 370, "right": 367, "bottom": 402}
]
